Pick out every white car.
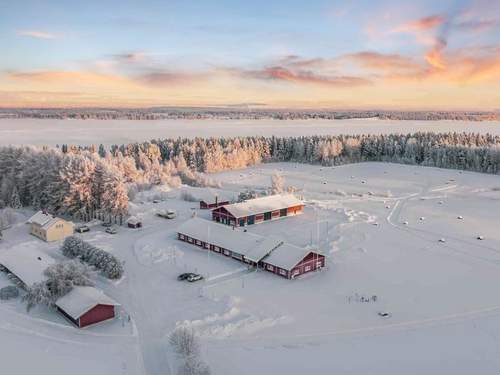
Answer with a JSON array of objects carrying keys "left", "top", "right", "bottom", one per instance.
[{"left": 105, "top": 226, "right": 118, "bottom": 234}]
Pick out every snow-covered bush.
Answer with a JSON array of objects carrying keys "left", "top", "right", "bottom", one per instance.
[
  {"left": 23, "top": 260, "right": 94, "bottom": 311},
  {"left": 62, "top": 236, "right": 124, "bottom": 279},
  {"left": 238, "top": 189, "right": 257, "bottom": 202},
  {"left": 181, "top": 191, "right": 198, "bottom": 202},
  {"left": 0, "top": 286, "right": 19, "bottom": 300},
  {"left": 169, "top": 327, "right": 200, "bottom": 357},
  {"left": 0, "top": 207, "right": 16, "bottom": 229},
  {"left": 169, "top": 327, "right": 211, "bottom": 375},
  {"left": 271, "top": 172, "right": 284, "bottom": 194}
]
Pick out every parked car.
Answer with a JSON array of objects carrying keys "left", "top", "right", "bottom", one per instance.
[
  {"left": 101, "top": 221, "right": 113, "bottom": 228},
  {"left": 378, "top": 311, "right": 392, "bottom": 318},
  {"left": 157, "top": 209, "right": 177, "bottom": 219},
  {"left": 177, "top": 273, "right": 203, "bottom": 282},
  {"left": 105, "top": 226, "right": 118, "bottom": 234},
  {"left": 152, "top": 199, "right": 161, "bottom": 204},
  {"left": 187, "top": 274, "right": 204, "bottom": 282},
  {"left": 75, "top": 225, "right": 90, "bottom": 233}
]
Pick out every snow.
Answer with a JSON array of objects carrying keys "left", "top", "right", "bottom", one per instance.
[
  {"left": 1, "top": 161, "right": 500, "bottom": 375},
  {"left": 262, "top": 244, "right": 317, "bottom": 271},
  {"left": 222, "top": 193, "right": 302, "bottom": 218},
  {"left": 177, "top": 218, "right": 283, "bottom": 263},
  {"left": 55, "top": 286, "right": 120, "bottom": 320},
  {"left": 1, "top": 118, "right": 500, "bottom": 146},
  {"left": 0, "top": 245, "right": 56, "bottom": 286},
  {"left": 182, "top": 186, "right": 236, "bottom": 204}
]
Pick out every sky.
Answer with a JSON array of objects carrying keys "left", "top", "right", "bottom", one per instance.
[{"left": 1, "top": 0, "right": 499, "bottom": 110}]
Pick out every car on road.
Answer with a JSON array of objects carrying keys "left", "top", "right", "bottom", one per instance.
[
  {"left": 177, "top": 273, "right": 204, "bottom": 282},
  {"left": 105, "top": 226, "right": 118, "bottom": 234},
  {"left": 75, "top": 225, "right": 90, "bottom": 233},
  {"left": 101, "top": 221, "right": 113, "bottom": 228}
]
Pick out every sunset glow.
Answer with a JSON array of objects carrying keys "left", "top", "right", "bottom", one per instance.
[{"left": 1, "top": 0, "right": 499, "bottom": 109}]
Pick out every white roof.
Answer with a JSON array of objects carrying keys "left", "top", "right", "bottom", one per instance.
[
  {"left": 27, "top": 211, "right": 68, "bottom": 230},
  {"left": 262, "top": 243, "right": 319, "bottom": 271},
  {"left": 177, "top": 218, "right": 283, "bottom": 262},
  {"left": 127, "top": 216, "right": 141, "bottom": 225},
  {"left": 221, "top": 194, "right": 303, "bottom": 218},
  {"left": 184, "top": 186, "right": 235, "bottom": 204},
  {"left": 56, "top": 286, "right": 120, "bottom": 320},
  {"left": 0, "top": 247, "right": 56, "bottom": 286}
]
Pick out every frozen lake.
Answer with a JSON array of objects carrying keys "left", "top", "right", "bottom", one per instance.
[{"left": 1, "top": 118, "right": 500, "bottom": 146}]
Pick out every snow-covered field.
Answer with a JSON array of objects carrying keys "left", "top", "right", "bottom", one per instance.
[
  {"left": 1, "top": 162, "right": 500, "bottom": 375},
  {"left": 1, "top": 118, "right": 500, "bottom": 146}
]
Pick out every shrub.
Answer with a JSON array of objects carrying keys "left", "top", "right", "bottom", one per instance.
[
  {"left": 62, "top": 236, "right": 124, "bottom": 279},
  {"left": 0, "top": 285, "right": 19, "bottom": 300}
]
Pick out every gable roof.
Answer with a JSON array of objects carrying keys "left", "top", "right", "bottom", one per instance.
[
  {"left": 176, "top": 218, "right": 283, "bottom": 262},
  {"left": 27, "top": 211, "right": 69, "bottom": 230},
  {"left": 56, "top": 286, "right": 120, "bottom": 320},
  {"left": 221, "top": 194, "right": 303, "bottom": 218},
  {"left": 0, "top": 246, "right": 56, "bottom": 286},
  {"left": 262, "top": 244, "right": 321, "bottom": 271}
]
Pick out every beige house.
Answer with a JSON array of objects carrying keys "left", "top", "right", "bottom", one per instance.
[{"left": 27, "top": 211, "right": 74, "bottom": 242}]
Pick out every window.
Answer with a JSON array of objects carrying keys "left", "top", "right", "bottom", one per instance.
[
  {"left": 267, "top": 264, "right": 274, "bottom": 271},
  {"left": 188, "top": 237, "right": 193, "bottom": 243},
  {"left": 204, "top": 243, "right": 209, "bottom": 249},
  {"left": 316, "top": 261, "right": 322, "bottom": 268},
  {"left": 223, "top": 250, "right": 230, "bottom": 256},
  {"left": 305, "top": 265, "right": 311, "bottom": 272},
  {"left": 179, "top": 234, "right": 185, "bottom": 240},
  {"left": 195, "top": 240, "right": 201, "bottom": 246},
  {"left": 214, "top": 246, "right": 220, "bottom": 252},
  {"left": 279, "top": 269, "right": 287, "bottom": 276},
  {"left": 280, "top": 208, "right": 287, "bottom": 217}
]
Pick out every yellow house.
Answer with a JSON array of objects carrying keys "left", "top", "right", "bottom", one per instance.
[{"left": 27, "top": 211, "right": 74, "bottom": 242}]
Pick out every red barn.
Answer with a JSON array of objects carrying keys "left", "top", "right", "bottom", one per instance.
[
  {"left": 56, "top": 286, "right": 120, "bottom": 328},
  {"left": 177, "top": 218, "right": 325, "bottom": 279},
  {"left": 212, "top": 194, "right": 304, "bottom": 227}
]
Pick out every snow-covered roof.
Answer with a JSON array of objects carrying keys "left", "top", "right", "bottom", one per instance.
[
  {"left": 183, "top": 186, "right": 235, "bottom": 203},
  {"left": 0, "top": 247, "right": 56, "bottom": 286},
  {"left": 127, "top": 216, "right": 141, "bottom": 225},
  {"left": 262, "top": 243, "right": 320, "bottom": 271},
  {"left": 56, "top": 286, "right": 120, "bottom": 320},
  {"left": 176, "top": 218, "right": 283, "bottom": 262},
  {"left": 27, "top": 211, "right": 68, "bottom": 230},
  {"left": 221, "top": 194, "right": 303, "bottom": 218}
]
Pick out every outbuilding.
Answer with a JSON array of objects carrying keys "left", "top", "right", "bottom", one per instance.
[
  {"left": 212, "top": 194, "right": 304, "bottom": 227},
  {"left": 127, "top": 216, "right": 142, "bottom": 228},
  {"left": 55, "top": 286, "right": 120, "bottom": 328},
  {"left": 177, "top": 218, "right": 325, "bottom": 279},
  {"left": 182, "top": 186, "right": 235, "bottom": 209},
  {"left": 0, "top": 248, "right": 120, "bottom": 328},
  {"left": 27, "top": 211, "right": 74, "bottom": 242}
]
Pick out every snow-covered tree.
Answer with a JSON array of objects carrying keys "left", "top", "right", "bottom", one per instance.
[{"left": 271, "top": 172, "right": 284, "bottom": 194}]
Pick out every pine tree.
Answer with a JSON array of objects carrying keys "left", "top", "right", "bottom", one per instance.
[{"left": 9, "top": 186, "right": 21, "bottom": 209}]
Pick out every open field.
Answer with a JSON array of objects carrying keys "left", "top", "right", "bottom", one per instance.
[
  {"left": 1, "top": 162, "right": 500, "bottom": 374},
  {"left": 1, "top": 119, "right": 500, "bottom": 146}
]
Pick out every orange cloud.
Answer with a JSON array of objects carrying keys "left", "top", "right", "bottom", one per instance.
[
  {"left": 241, "top": 66, "right": 372, "bottom": 87},
  {"left": 425, "top": 38, "right": 447, "bottom": 70},
  {"left": 393, "top": 15, "right": 445, "bottom": 33}
]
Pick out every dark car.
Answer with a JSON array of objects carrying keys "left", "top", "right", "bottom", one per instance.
[
  {"left": 75, "top": 225, "right": 90, "bottom": 233},
  {"left": 177, "top": 273, "right": 203, "bottom": 282},
  {"left": 177, "top": 273, "right": 194, "bottom": 281},
  {"left": 187, "top": 274, "right": 204, "bottom": 282},
  {"left": 101, "top": 221, "right": 113, "bottom": 228}
]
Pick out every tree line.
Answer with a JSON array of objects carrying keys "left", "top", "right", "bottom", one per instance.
[{"left": 0, "top": 132, "right": 498, "bottom": 218}]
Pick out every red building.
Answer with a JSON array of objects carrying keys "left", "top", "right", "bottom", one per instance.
[
  {"left": 212, "top": 194, "right": 304, "bottom": 227},
  {"left": 55, "top": 286, "right": 120, "bottom": 328},
  {"left": 177, "top": 218, "right": 325, "bottom": 279}
]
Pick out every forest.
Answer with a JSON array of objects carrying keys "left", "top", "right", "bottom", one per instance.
[{"left": 0, "top": 132, "right": 498, "bottom": 219}]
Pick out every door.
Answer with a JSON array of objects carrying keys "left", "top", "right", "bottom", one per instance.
[
  {"left": 264, "top": 212, "right": 272, "bottom": 221},
  {"left": 247, "top": 215, "right": 255, "bottom": 225}
]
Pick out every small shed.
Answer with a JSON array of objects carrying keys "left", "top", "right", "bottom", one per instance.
[
  {"left": 27, "top": 211, "right": 74, "bottom": 242},
  {"left": 127, "top": 216, "right": 142, "bottom": 228},
  {"left": 56, "top": 286, "right": 120, "bottom": 328}
]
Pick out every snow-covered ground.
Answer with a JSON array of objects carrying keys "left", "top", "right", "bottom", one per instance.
[
  {"left": 1, "top": 162, "right": 500, "bottom": 375},
  {"left": 1, "top": 118, "right": 500, "bottom": 146}
]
